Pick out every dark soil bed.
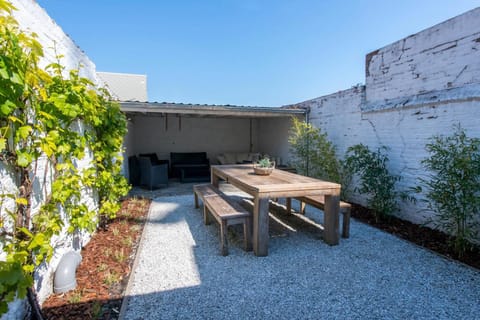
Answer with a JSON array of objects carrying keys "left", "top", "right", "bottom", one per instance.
[
  {"left": 350, "top": 203, "right": 480, "bottom": 270},
  {"left": 39, "top": 198, "right": 479, "bottom": 319}
]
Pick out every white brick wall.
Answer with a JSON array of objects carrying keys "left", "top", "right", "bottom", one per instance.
[
  {"left": 366, "top": 8, "right": 480, "bottom": 106},
  {"left": 293, "top": 8, "right": 480, "bottom": 235},
  {"left": 11, "top": 0, "right": 100, "bottom": 83},
  {"left": 1, "top": 1, "right": 102, "bottom": 318}
]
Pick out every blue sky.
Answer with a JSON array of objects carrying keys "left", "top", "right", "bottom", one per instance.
[{"left": 37, "top": 1, "right": 479, "bottom": 107}]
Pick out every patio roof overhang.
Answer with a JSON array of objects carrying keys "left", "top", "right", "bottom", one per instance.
[{"left": 120, "top": 101, "right": 306, "bottom": 118}]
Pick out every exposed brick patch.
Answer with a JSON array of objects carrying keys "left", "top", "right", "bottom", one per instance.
[{"left": 365, "top": 49, "right": 379, "bottom": 77}]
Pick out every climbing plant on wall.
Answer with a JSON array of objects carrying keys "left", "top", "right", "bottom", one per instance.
[{"left": 0, "top": 1, "right": 129, "bottom": 314}]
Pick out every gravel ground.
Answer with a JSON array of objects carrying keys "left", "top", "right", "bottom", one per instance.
[{"left": 120, "top": 190, "right": 480, "bottom": 320}]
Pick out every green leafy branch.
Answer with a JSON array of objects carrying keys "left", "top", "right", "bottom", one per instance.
[
  {"left": 345, "top": 144, "right": 400, "bottom": 221},
  {"left": 414, "top": 124, "right": 480, "bottom": 256},
  {"left": 0, "top": 1, "right": 129, "bottom": 315}
]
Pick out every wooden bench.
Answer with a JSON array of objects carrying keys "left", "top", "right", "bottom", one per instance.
[
  {"left": 286, "top": 195, "right": 351, "bottom": 238},
  {"left": 193, "top": 184, "right": 252, "bottom": 256},
  {"left": 193, "top": 183, "right": 220, "bottom": 209}
]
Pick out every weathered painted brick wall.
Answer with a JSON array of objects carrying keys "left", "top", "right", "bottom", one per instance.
[
  {"left": 11, "top": 0, "right": 100, "bottom": 83},
  {"left": 365, "top": 7, "right": 480, "bottom": 110},
  {"left": 1, "top": 1, "right": 103, "bottom": 318},
  {"left": 293, "top": 8, "right": 480, "bottom": 233}
]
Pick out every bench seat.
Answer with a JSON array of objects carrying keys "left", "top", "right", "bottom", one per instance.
[
  {"left": 193, "top": 183, "right": 220, "bottom": 208},
  {"left": 287, "top": 195, "right": 351, "bottom": 238},
  {"left": 194, "top": 184, "right": 252, "bottom": 256}
]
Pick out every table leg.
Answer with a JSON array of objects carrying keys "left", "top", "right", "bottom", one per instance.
[
  {"left": 324, "top": 194, "right": 340, "bottom": 245},
  {"left": 253, "top": 196, "right": 269, "bottom": 256},
  {"left": 286, "top": 198, "right": 291, "bottom": 214}
]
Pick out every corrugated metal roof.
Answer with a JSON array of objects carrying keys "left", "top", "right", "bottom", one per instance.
[{"left": 121, "top": 101, "right": 306, "bottom": 118}]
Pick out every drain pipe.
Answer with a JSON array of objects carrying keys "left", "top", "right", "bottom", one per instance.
[{"left": 53, "top": 251, "right": 82, "bottom": 293}]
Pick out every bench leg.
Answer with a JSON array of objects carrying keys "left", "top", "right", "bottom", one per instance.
[
  {"left": 286, "top": 198, "right": 292, "bottom": 214},
  {"left": 194, "top": 192, "right": 199, "bottom": 209},
  {"left": 300, "top": 201, "right": 306, "bottom": 215},
  {"left": 243, "top": 217, "right": 252, "bottom": 252},
  {"left": 220, "top": 220, "right": 229, "bottom": 256},
  {"left": 203, "top": 206, "right": 212, "bottom": 225},
  {"left": 342, "top": 209, "right": 351, "bottom": 238}
]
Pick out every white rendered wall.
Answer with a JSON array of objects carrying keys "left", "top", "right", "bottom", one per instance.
[
  {"left": 257, "top": 117, "right": 300, "bottom": 166},
  {"left": 129, "top": 115, "right": 260, "bottom": 163},
  {"left": 1, "top": 1, "right": 103, "bottom": 318}
]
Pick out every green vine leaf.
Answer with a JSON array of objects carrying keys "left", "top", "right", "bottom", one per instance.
[
  {"left": 0, "top": 100, "right": 16, "bottom": 116},
  {"left": 17, "top": 125, "right": 32, "bottom": 139},
  {"left": 16, "top": 151, "right": 31, "bottom": 167}
]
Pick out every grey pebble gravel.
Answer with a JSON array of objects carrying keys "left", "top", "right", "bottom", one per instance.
[{"left": 121, "top": 193, "right": 480, "bottom": 320}]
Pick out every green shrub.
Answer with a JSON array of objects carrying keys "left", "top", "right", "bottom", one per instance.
[
  {"left": 417, "top": 124, "right": 480, "bottom": 256},
  {"left": 345, "top": 144, "right": 400, "bottom": 221},
  {"left": 288, "top": 117, "right": 351, "bottom": 199},
  {"left": 288, "top": 117, "right": 317, "bottom": 176}
]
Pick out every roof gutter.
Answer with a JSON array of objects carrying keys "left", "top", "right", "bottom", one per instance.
[{"left": 120, "top": 101, "right": 306, "bottom": 118}]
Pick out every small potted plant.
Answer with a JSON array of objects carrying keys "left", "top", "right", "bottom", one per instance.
[{"left": 253, "top": 156, "right": 275, "bottom": 175}]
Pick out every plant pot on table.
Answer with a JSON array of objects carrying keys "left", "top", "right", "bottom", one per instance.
[{"left": 253, "top": 162, "right": 275, "bottom": 175}]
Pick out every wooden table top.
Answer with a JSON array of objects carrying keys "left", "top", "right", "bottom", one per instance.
[{"left": 211, "top": 164, "right": 341, "bottom": 198}]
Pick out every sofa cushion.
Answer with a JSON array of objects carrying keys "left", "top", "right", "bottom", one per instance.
[
  {"left": 223, "top": 153, "right": 237, "bottom": 164},
  {"left": 217, "top": 154, "right": 227, "bottom": 165},
  {"left": 236, "top": 152, "right": 250, "bottom": 163},
  {"left": 139, "top": 153, "right": 160, "bottom": 164},
  {"left": 216, "top": 152, "right": 262, "bottom": 164}
]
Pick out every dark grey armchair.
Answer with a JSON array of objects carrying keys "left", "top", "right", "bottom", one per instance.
[{"left": 138, "top": 156, "right": 169, "bottom": 190}]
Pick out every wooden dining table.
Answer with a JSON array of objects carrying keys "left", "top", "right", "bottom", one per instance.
[{"left": 210, "top": 164, "right": 341, "bottom": 256}]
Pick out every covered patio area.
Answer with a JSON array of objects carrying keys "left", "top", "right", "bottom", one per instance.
[{"left": 121, "top": 102, "right": 306, "bottom": 182}]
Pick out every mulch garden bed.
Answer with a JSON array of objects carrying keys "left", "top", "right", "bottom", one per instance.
[
  {"left": 350, "top": 203, "right": 480, "bottom": 270},
  {"left": 39, "top": 197, "right": 479, "bottom": 319},
  {"left": 41, "top": 197, "right": 151, "bottom": 320}
]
